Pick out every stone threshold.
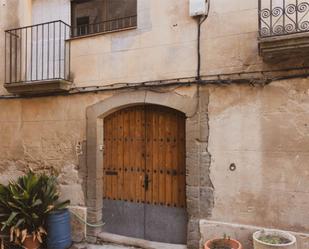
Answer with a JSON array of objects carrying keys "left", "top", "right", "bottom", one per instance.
[{"left": 98, "top": 232, "right": 187, "bottom": 249}]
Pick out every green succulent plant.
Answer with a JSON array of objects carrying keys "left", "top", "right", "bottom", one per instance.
[{"left": 0, "top": 170, "right": 70, "bottom": 244}]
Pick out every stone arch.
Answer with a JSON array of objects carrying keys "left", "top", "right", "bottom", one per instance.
[{"left": 85, "top": 88, "right": 210, "bottom": 247}]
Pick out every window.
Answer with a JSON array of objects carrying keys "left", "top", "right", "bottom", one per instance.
[
  {"left": 71, "top": 0, "right": 137, "bottom": 37},
  {"left": 77, "top": 16, "right": 90, "bottom": 36}
]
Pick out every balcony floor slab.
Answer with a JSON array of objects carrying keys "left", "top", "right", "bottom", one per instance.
[
  {"left": 4, "top": 79, "right": 72, "bottom": 96},
  {"left": 259, "top": 32, "right": 309, "bottom": 62}
]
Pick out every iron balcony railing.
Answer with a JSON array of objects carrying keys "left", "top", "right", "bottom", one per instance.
[
  {"left": 259, "top": 0, "right": 309, "bottom": 37},
  {"left": 71, "top": 15, "right": 137, "bottom": 38},
  {"left": 5, "top": 20, "right": 71, "bottom": 84}
]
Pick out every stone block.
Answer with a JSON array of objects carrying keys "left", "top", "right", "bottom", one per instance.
[
  {"left": 59, "top": 184, "right": 85, "bottom": 206},
  {"left": 199, "top": 187, "right": 214, "bottom": 218},
  {"left": 69, "top": 206, "right": 87, "bottom": 243},
  {"left": 187, "top": 218, "right": 200, "bottom": 249}
]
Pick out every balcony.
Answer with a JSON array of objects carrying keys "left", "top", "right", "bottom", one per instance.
[
  {"left": 258, "top": 0, "right": 309, "bottom": 62},
  {"left": 4, "top": 21, "right": 72, "bottom": 95}
]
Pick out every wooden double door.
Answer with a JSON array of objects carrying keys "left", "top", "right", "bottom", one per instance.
[{"left": 102, "top": 105, "right": 187, "bottom": 244}]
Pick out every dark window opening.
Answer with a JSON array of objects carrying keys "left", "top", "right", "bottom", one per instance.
[
  {"left": 77, "top": 16, "right": 90, "bottom": 36},
  {"left": 71, "top": 0, "right": 137, "bottom": 37}
]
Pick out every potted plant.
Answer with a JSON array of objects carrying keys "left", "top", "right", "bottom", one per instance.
[
  {"left": 205, "top": 234, "right": 242, "bottom": 249},
  {"left": 253, "top": 230, "right": 297, "bottom": 249},
  {"left": 0, "top": 170, "right": 70, "bottom": 249}
]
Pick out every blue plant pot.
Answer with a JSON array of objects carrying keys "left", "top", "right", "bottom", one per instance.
[{"left": 47, "top": 209, "right": 72, "bottom": 249}]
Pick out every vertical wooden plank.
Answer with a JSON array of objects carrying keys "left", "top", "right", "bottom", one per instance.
[
  {"left": 123, "top": 109, "right": 130, "bottom": 202},
  {"left": 128, "top": 108, "right": 135, "bottom": 202},
  {"left": 134, "top": 107, "right": 140, "bottom": 203},
  {"left": 171, "top": 113, "right": 179, "bottom": 208},
  {"left": 110, "top": 112, "right": 119, "bottom": 200},
  {"left": 143, "top": 107, "right": 147, "bottom": 203},
  {"left": 116, "top": 110, "right": 124, "bottom": 201},
  {"left": 140, "top": 107, "right": 146, "bottom": 203},
  {"left": 145, "top": 106, "right": 153, "bottom": 204},
  {"left": 178, "top": 113, "right": 186, "bottom": 207},
  {"left": 158, "top": 108, "right": 166, "bottom": 206},
  {"left": 165, "top": 110, "right": 173, "bottom": 207},
  {"left": 151, "top": 107, "right": 159, "bottom": 205}
]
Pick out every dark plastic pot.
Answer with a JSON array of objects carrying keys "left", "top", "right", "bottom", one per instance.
[{"left": 47, "top": 209, "right": 72, "bottom": 249}]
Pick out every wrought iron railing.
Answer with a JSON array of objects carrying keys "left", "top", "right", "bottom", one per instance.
[
  {"left": 259, "top": 0, "right": 309, "bottom": 37},
  {"left": 5, "top": 20, "right": 71, "bottom": 84},
  {"left": 71, "top": 15, "right": 137, "bottom": 38}
]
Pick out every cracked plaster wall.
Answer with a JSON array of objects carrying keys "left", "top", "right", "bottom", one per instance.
[
  {"left": 205, "top": 78, "right": 309, "bottom": 248},
  {"left": 0, "top": 93, "right": 110, "bottom": 205},
  {"left": 0, "top": 0, "right": 309, "bottom": 247}
]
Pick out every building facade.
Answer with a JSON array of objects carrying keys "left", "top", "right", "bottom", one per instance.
[{"left": 0, "top": 0, "right": 309, "bottom": 248}]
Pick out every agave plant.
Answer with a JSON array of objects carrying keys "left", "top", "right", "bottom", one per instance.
[{"left": 0, "top": 170, "right": 70, "bottom": 245}]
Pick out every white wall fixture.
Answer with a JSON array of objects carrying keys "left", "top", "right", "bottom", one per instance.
[{"left": 189, "top": 0, "right": 208, "bottom": 17}]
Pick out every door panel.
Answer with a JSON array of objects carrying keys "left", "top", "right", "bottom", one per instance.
[
  {"left": 103, "top": 107, "right": 145, "bottom": 203},
  {"left": 144, "top": 204, "right": 188, "bottom": 244},
  {"left": 102, "top": 105, "right": 187, "bottom": 244},
  {"left": 102, "top": 200, "right": 145, "bottom": 239},
  {"left": 145, "top": 105, "right": 186, "bottom": 208}
]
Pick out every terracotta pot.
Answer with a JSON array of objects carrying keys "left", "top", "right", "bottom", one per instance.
[
  {"left": 22, "top": 236, "right": 41, "bottom": 249},
  {"left": 205, "top": 238, "right": 242, "bottom": 249},
  {"left": 253, "top": 230, "right": 297, "bottom": 249}
]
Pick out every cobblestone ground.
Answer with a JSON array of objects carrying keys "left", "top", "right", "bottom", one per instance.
[{"left": 72, "top": 243, "right": 140, "bottom": 249}]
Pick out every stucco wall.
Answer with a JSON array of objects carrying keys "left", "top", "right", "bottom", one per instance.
[
  {"left": 0, "top": 93, "right": 104, "bottom": 204},
  {"left": 0, "top": 0, "right": 309, "bottom": 247},
  {"left": 1, "top": 0, "right": 308, "bottom": 92},
  {"left": 208, "top": 78, "right": 309, "bottom": 233},
  {"left": 70, "top": 0, "right": 197, "bottom": 87},
  {"left": 0, "top": 79, "right": 308, "bottom": 245},
  {"left": 69, "top": 0, "right": 309, "bottom": 88},
  {"left": 32, "top": 0, "right": 70, "bottom": 25}
]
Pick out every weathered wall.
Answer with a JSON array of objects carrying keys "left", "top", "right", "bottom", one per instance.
[
  {"left": 205, "top": 78, "right": 309, "bottom": 247},
  {"left": 1, "top": 0, "right": 307, "bottom": 91},
  {"left": 0, "top": 78, "right": 308, "bottom": 246},
  {"left": 0, "top": 0, "right": 309, "bottom": 247},
  {"left": 32, "top": 0, "right": 70, "bottom": 25},
  {"left": 70, "top": 0, "right": 197, "bottom": 87},
  {"left": 0, "top": 0, "right": 31, "bottom": 95},
  {"left": 0, "top": 92, "right": 113, "bottom": 203},
  {"left": 69, "top": 0, "right": 309, "bottom": 88}
]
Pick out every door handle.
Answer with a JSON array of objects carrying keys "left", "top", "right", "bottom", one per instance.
[{"left": 143, "top": 173, "right": 151, "bottom": 191}]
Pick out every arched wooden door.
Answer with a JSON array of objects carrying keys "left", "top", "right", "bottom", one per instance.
[{"left": 102, "top": 105, "right": 187, "bottom": 244}]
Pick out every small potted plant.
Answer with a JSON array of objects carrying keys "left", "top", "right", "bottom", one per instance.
[
  {"left": 0, "top": 170, "right": 70, "bottom": 249},
  {"left": 204, "top": 234, "right": 242, "bottom": 249},
  {"left": 253, "top": 229, "right": 297, "bottom": 249}
]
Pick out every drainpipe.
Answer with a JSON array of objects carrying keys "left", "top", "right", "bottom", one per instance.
[{"left": 196, "top": 0, "right": 210, "bottom": 81}]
